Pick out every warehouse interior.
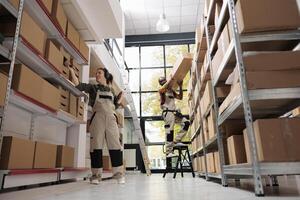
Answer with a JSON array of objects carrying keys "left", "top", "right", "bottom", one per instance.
[{"left": 0, "top": 0, "right": 300, "bottom": 199}]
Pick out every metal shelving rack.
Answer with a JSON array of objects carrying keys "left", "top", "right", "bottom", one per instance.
[
  {"left": 201, "top": 0, "right": 300, "bottom": 196},
  {"left": 0, "top": 0, "right": 93, "bottom": 188}
]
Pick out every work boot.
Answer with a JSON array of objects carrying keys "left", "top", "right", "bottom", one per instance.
[
  {"left": 89, "top": 174, "right": 102, "bottom": 185},
  {"left": 113, "top": 172, "right": 126, "bottom": 184},
  {"left": 166, "top": 152, "right": 178, "bottom": 158}
]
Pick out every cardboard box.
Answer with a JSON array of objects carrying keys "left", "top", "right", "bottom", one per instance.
[
  {"left": 69, "top": 94, "right": 77, "bottom": 117},
  {"left": 8, "top": 0, "right": 19, "bottom": 9},
  {"left": 218, "top": 83, "right": 240, "bottom": 115},
  {"left": 195, "top": 25, "right": 207, "bottom": 52},
  {"left": 67, "top": 21, "right": 80, "bottom": 49},
  {"left": 243, "top": 51, "right": 300, "bottom": 72},
  {"left": 0, "top": 136, "right": 35, "bottom": 169},
  {"left": 207, "top": 109, "right": 216, "bottom": 140},
  {"left": 59, "top": 87, "right": 69, "bottom": 112},
  {"left": 77, "top": 99, "right": 84, "bottom": 120},
  {"left": 227, "top": 135, "right": 246, "bottom": 165},
  {"left": 211, "top": 47, "right": 224, "bottom": 79},
  {"left": 12, "top": 64, "right": 43, "bottom": 102},
  {"left": 56, "top": 145, "right": 74, "bottom": 168},
  {"left": 41, "top": 0, "right": 53, "bottom": 13},
  {"left": 34, "top": 141, "right": 57, "bottom": 168},
  {"left": 201, "top": 156, "right": 207, "bottom": 172},
  {"left": 0, "top": 72, "right": 8, "bottom": 106},
  {"left": 21, "top": 11, "right": 46, "bottom": 55},
  {"left": 292, "top": 107, "right": 300, "bottom": 117},
  {"left": 45, "top": 40, "right": 64, "bottom": 73},
  {"left": 202, "top": 117, "right": 209, "bottom": 143},
  {"left": 40, "top": 81, "right": 60, "bottom": 111},
  {"left": 61, "top": 47, "right": 71, "bottom": 66},
  {"left": 79, "top": 38, "right": 89, "bottom": 60},
  {"left": 243, "top": 118, "right": 300, "bottom": 163},
  {"left": 52, "top": 0, "right": 67, "bottom": 34},
  {"left": 217, "top": 24, "right": 230, "bottom": 55},
  {"left": 207, "top": 153, "right": 215, "bottom": 173},
  {"left": 168, "top": 53, "right": 193, "bottom": 89},
  {"left": 103, "top": 156, "right": 112, "bottom": 170},
  {"left": 216, "top": 86, "right": 230, "bottom": 99},
  {"left": 201, "top": 81, "right": 213, "bottom": 114},
  {"left": 214, "top": 151, "right": 221, "bottom": 174},
  {"left": 222, "top": 120, "right": 245, "bottom": 138},
  {"left": 236, "top": 0, "right": 300, "bottom": 34}
]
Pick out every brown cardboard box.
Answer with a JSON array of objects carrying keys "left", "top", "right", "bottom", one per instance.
[
  {"left": 8, "top": 0, "right": 19, "bottom": 9},
  {"left": 227, "top": 135, "right": 246, "bottom": 165},
  {"left": 201, "top": 81, "right": 213, "bottom": 114},
  {"left": 40, "top": 81, "right": 60, "bottom": 111},
  {"left": 0, "top": 136, "right": 35, "bottom": 169},
  {"left": 56, "top": 145, "right": 74, "bottom": 168},
  {"left": 195, "top": 26, "right": 207, "bottom": 52},
  {"left": 236, "top": 0, "right": 300, "bottom": 34},
  {"left": 59, "top": 87, "right": 69, "bottom": 112},
  {"left": 292, "top": 107, "right": 300, "bottom": 117},
  {"left": 69, "top": 94, "right": 77, "bottom": 117},
  {"left": 214, "top": 151, "right": 221, "bottom": 174},
  {"left": 207, "top": 153, "right": 215, "bottom": 173},
  {"left": 217, "top": 24, "right": 230, "bottom": 55},
  {"left": 201, "top": 156, "right": 206, "bottom": 172},
  {"left": 67, "top": 21, "right": 80, "bottom": 49},
  {"left": 62, "top": 66, "right": 70, "bottom": 80},
  {"left": 21, "top": 11, "right": 46, "bottom": 55},
  {"left": 12, "top": 64, "right": 43, "bottom": 102},
  {"left": 218, "top": 83, "right": 241, "bottom": 115},
  {"left": 216, "top": 86, "right": 230, "bottom": 99},
  {"left": 243, "top": 51, "right": 300, "bottom": 71},
  {"left": 0, "top": 72, "right": 8, "bottom": 106},
  {"left": 243, "top": 118, "right": 300, "bottom": 163},
  {"left": 168, "top": 53, "right": 193, "bottom": 89},
  {"left": 193, "top": 158, "right": 198, "bottom": 172},
  {"left": 77, "top": 99, "right": 84, "bottom": 120},
  {"left": 61, "top": 47, "right": 71, "bottom": 66},
  {"left": 222, "top": 120, "right": 245, "bottom": 138},
  {"left": 34, "top": 141, "right": 57, "bottom": 168},
  {"left": 79, "top": 38, "right": 89, "bottom": 61},
  {"left": 202, "top": 117, "right": 209, "bottom": 143},
  {"left": 52, "top": 0, "right": 67, "bottom": 34},
  {"left": 211, "top": 46, "right": 224, "bottom": 78},
  {"left": 45, "top": 40, "right": 64, "bottom": 73},
  {"left": 103, "top": 156, "right": 112, "bottom": 170},
  {"left": 41, "top": 0, "right": 53, "bottom": 13},
  {"left": 207, "top": 109, "right": 216, "bottom": 140}
]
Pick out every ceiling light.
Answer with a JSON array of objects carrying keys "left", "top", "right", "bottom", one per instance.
[{"left": 156, "top": 14, "right": 170, "bottom": 32}]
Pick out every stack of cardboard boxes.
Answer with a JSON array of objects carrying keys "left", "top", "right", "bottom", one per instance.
[
  {"left": 0, "top": 136, "right": 74, "bottom": 169},
  {"left": 206, "top": 0, "right": 300, "bottom": 166}
]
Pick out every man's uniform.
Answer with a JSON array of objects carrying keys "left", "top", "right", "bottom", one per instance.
[
  {"left": 160, "top": 88, "right": 190, "bottom": 156},
  {"left": 76, "top": 83, "right": 123, "bottom": 179}
]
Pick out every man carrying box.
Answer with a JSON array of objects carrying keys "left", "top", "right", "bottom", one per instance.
[{"left": 158, "top": 77, "right": 190, "bottom": 158}]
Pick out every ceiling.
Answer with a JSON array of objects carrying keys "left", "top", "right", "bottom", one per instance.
[{"left": 121, "top": 0, "right": 204, "bottom": 36}]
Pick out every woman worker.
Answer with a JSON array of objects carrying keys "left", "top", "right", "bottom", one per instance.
[{"left": 70, "top": 67, "right": 125, "bottom": 185}]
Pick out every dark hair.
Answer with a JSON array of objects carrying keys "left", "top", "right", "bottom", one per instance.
[{"left": 98, "top": 67, "right": 113, "bottom": 85}]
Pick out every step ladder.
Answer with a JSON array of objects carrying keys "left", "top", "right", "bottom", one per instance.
[{"left": 123, "top": 85, "right": 151, "bottom": 176}]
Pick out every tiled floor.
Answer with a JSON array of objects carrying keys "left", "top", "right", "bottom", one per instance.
[{"left": 1, "top": 173, "right": 300, "bottom": 200}]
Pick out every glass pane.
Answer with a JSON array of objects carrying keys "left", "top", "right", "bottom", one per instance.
[
  {"left": 141, "top": 92, "right": 161, "bottom": 116},
  {"left": 141, "top": 68, "right": 164, "bottom": 91},
  {"left": 141, "top": 46, "right": 164, "bottom": 68},
  {"left": 129, "top": 69, "right": 139, "bottom": 92},
  {"left": 131, "top": 93, "right": 140, "bottom": 116},
  {"left": 147, "top": 145, "right": 166, "bottom": 169},
  {"left": 166, "top": 68, "right": 190, "bottom": 90},
  {"left": 125, "top": 47, "right": 139, "bottom": 68},
  {"left": 189, "top": 44, "right": 196, "bottom": 53},
  {"left": 165, "top": 45, "right": 189, "bottom": 67},
  {"left": 145, "top": 121, "right": 165, "bottom": 143}
]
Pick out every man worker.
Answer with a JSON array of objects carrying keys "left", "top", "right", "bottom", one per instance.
[{"left": 158, "top": 77, "right": 190, "bottom": 158}]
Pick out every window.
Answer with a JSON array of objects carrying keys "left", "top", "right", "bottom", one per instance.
[
  {"left": 141, "top": 68, "right": 164, "bottom": 91},
  {"left": 147, "top": 145, "right": 166, "bottom": 169},
  {"left": 129, "top": 69, "right": 139, "bottom": 92},
  {"left": 125, "top": 47, "right": 139, "bottom": 68},
  {"left": 141, "top": 46, "right": 164, "bottom": 68},
  {"left": 141, "top": 92, "right": 161, "bottom": 117},
  {"left": 131, "top": 93, "right": 140, "bottom": 116},
  {"left": 144, "top": 120, "right": 165, "bottom": 143},
  {"left": 165, "top": 45, "right": 189, "bottom": 67}
]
